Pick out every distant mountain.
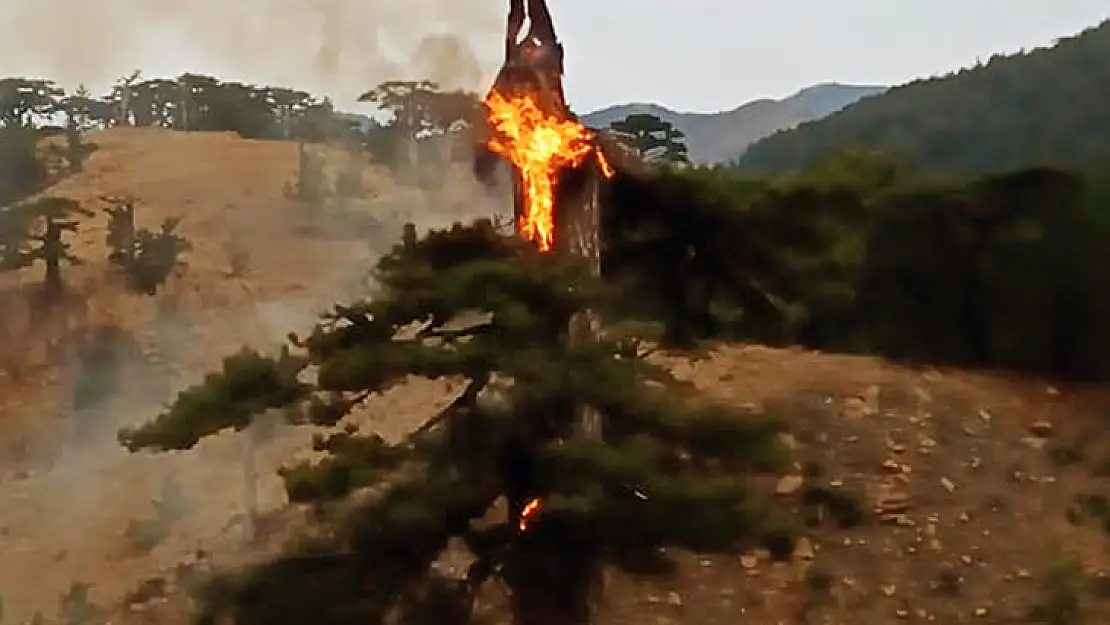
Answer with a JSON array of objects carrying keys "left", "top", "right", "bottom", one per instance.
[
  {"left": 580, "top": 83, "right": 886, "bottom": 164},
  {"left": 736, "top": 20, "right": 1110, "bottom": 174}
]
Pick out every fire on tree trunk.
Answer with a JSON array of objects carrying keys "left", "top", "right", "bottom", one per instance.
[
  {"left": 550, "top": 155, "right": 605, "bottom": 438},
  {"left": 470, "top": 4, "right": 642, "bottom": 620},
  {"left": 477, "top": 61, "right": 615, "bottom": 625},
  {"left": 494, "top": 116, "right": 610, "bottom": 440}
]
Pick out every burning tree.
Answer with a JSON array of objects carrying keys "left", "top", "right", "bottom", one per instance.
[
  {"left": 471, "top": 0, "right": 631, "bottom": 438},
  {"left": 117, "top": 4, "right": 794, "bottom": 625}
]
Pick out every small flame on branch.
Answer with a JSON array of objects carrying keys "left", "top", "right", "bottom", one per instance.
[
  {"left": 519, "top": 497, "right": 542, "bottom": 532},
  {"left": 596, "top": 151, "right": 614, "bottom": 178},
  {"left": 485, "top": 90, "right": 614, "bottom": 251}
]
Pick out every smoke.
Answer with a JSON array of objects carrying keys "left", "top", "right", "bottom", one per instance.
[
  {"left": 0, "top": 0, "right": 503, "bottom": 105},
  {"left": 0, "top": 3, "right": 518, "bottom": 619}
]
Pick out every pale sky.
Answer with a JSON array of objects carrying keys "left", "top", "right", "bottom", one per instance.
[{"left": 0, "top": 0, "right": 1107, "bottom": 114}]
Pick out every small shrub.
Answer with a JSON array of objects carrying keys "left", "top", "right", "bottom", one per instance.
[
  {"left": 1027, "top": 560, "right": 1087, "bottom": 625},
  {"left": 224, "top": 231, "right": 250, "bottom": 278},
  {"left": 125, "top": 476, "right": 187, "bottom": 552},
  {"left": 933, "top": 567, "right": 962, "bottom": 596},
  {"left": 805, "top": 567, "right": 834, "bottom": 594},
  {"left": 801, "top": 484, "right": 865, "bottom": 529},
  {"left": 1070, "top": 492, "right": 1110, "bottom": 533},
  {"left": 57, "top": 582, "right": 100, "bottom": 625},
  {"left": 758, "top": 522, "right": 799, "bottom": 561},
  {"left": 1047, "top": 440, "right": 1086, "bottom": 467}
]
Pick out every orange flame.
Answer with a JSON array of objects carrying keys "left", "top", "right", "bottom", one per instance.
[
  {"left": 519, "top": 497, "right": 542, "bottom": 531},
  {"left": 485, "top": 90, "right": 613, "bottom": 251},
  {"left": 596, "top": 150, "right": 614, "bottom": 178}
]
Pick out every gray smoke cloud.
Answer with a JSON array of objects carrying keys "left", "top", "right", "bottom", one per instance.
[{"left": 0, "top": 0, "right": 504, "bottom": 105}]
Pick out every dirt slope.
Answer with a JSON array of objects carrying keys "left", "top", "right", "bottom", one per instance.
[
  {"left": 602, "top": 346, "right": 1110, "bottom": 625},
  {"left": 2, "top": 128, "right": 1110, "bottom": 625},
  {"left": 0, "top": 127, "right": 498, "bottom": 453}
]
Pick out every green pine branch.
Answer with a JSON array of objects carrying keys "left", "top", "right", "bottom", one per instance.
[{"left": 121, "top": 218, "right": 794, "bottom": 625}]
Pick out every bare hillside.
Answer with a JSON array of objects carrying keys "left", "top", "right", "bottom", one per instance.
[
  {"left": 0, "top": 127, "right": 498, "bottom": 619},
  {"left": 0, "top": 127, "right": 499, "bottom": 454}
]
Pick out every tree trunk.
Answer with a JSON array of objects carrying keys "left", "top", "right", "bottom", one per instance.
[
  {"left": 119, "top": 90, "right": 131, "bottom": 126},
  {"left": 241, "top": 422, "right": 259, "bottom": 544},
  {"left": 554, "top": 159, "right": 604, "bottom": 439},
  {"left": 405, "top": 108, "right": 420, "bottom": 184},
  {"left": 511, "top": 153, "right": 605, "bottom": 439},
  {"left": 505, "top": 542, "right": 596, "bottom": 625},
  {"left": 179, "top": 83, "right": 189, "bottom": 131},
  {"left": 42, "top": 220, "right": 62, "bottom": 296}
]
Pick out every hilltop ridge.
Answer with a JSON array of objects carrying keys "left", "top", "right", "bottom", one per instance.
[{"left": 581, "top": 83, "right": 885, "bottom": 164}]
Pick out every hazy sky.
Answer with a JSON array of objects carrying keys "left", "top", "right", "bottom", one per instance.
[{"left": 0, "top": 0, "right": 1107, "bottom": 114}]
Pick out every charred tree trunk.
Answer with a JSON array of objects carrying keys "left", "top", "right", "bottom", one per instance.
[
  {"left": 510, "top": 153, "right": 605, "bottom": 440},
  {"left": 553, "top": 157, "right": 604, "bottom": 439},
  {"left": 504, "top": 535, "right": 597, "bottom": 625},
  {"left": 42, "top": 219, "right": 64, "bottom": 297},
  {"left": 241, "top": 421, "right": 259, "bottom": 544}
]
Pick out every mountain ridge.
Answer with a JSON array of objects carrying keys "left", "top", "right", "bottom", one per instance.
[{"left": 581, "top": 82, "right": 886, "bottom": 164}]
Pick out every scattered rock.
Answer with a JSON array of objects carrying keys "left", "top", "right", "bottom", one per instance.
[
  {"left": 843, "top": 386, "right": 880, "bottom": 419},
  {"left": 877, "top": 491, "right": 909, "bottom": 515},
  {"left": 863, "top": 385, "right": 881, "bottom": 412},
  {"left": 1029, "top": 420, "right": 1053, "bottom": 437},
  {"left": 666, "top": 591, "right": 683, "bottom": 606},
  {"left": 913, "top": 386, "right": 932, "bottom": 404},
  {"left": 880, "top": 513, "right": 915, "bottom": 527},
  {"left": 776, "top": 474, "right": 804, "bottom": 496},
  {"left": 1020, "top": 437, "right": 1047, "bottom": 451},
  {"left": 940, "top": 477, "right": 956, "bottom": 493},
  {"left": 124, "top": 576, "right": 168, "bottom": 607},
  {"left": 777, "top": 432, "right": 798, "bottom": 450},
  {"left": 842, "top": 397, "right": 868, "bottom": 420},
  {"left": 793, "top": 537, "right": 815, "bottom": 561}
]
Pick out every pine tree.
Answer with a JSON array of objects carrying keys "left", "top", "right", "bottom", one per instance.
[
  {"left": 103, "top": 196, "right": 191, "bottom": 295},
  {"left": 286, "top": 142, "right": 329, "bottom": 204},
  {"left": 0, "top": 197, "right": 93, "bottom": 300},
  {"left": 118, "top": 219, "right": 792, "bottom": 625}
]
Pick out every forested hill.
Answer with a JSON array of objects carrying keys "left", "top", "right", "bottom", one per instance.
[{"left": 735, "top": 19, "right": 1110, "bottom": 174}]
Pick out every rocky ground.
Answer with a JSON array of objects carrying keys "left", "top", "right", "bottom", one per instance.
[
  {"left": 596, "top": 346, "right": 1110, "bottom": 625},
  {"left": 1, "top": 129, "right": 1109, "bottom": 625}
]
